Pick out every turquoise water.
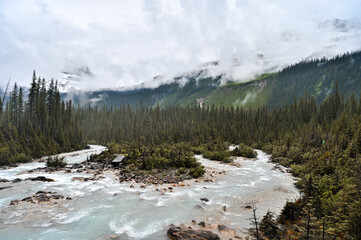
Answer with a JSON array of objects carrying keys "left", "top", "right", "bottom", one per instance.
[{"left": 0, "top": 147, "right": 298, "bottom": 240}]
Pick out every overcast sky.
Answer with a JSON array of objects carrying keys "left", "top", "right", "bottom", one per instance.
[{"left": 0, "top": 0, "right": 361, "bottom": 90}]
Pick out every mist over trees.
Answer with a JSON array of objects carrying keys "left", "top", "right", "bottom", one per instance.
[{"left": 1, "top": 52, "right": 361, "bottom": 238}]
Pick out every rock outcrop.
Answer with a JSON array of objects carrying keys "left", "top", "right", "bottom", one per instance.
[{"left": 167, "top": 225, "right": 220, "bottom": 240}]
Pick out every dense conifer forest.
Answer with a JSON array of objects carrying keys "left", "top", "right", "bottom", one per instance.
[
  {"left": 78, "top": 84, "right": 361, "bottom": 239},
  {"left": 1, "top": 63, "right": 361, "bottom": 238},
  {"left": 0, "top": 71, "right": 84, "bottom": 165}
]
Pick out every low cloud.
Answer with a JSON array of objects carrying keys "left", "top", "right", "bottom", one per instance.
[{"left": 0, "top": 0, "right": 360, "bottom": 90}]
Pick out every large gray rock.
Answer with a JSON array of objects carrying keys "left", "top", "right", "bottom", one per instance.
[
  {"left": 167, "top": 225, "right": 220, "bottom": 240},
  {"left": 71, "top": 163, "right": 83, "bottom": 169}
]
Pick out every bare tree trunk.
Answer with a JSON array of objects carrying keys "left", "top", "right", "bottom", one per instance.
[
  {"left": 252, "top": 204, "right": 260, "bottom": 240},
  {"left": 306, "top": 207, "right": 311, "bottom": 240}
]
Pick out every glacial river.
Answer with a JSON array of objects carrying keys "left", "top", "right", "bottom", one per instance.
[{"left": 0, "top": 145, "right": 299, "bottom": 240}]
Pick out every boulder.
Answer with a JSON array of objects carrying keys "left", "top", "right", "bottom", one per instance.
[
  {"left": 198, "top": 221, "right": 206, "bottom": 228},
  {"left": 167, "top": 225, "right": 220, "bottom": 240},
  {"left": 217, "top": 225, "right": 236, "bottom": 235},
  {"left": 194, "top": 205, "right": 204, "bottom": 210},
  {"left": 51, "top": 194, "right": 64, "bottom": 199},
  {"left": 12, "top": 178, "right": 22, "bottom": 183},
  {"left": 71, "top": 163, "right": 83, "bottom": 169},
  {"left": 200, "top": 198, "right": 209, "bottom": 202},
  {"left": 36, "top": 191, "right": 52, "bottom": 194},
  {"left": 72, "top": 177, "right": 85, "bottom": 181},
  {"left": 10, "top": 200, "right": 19, "bottom": 205},
  {"left": 22, "top": 196, "right": 33, "bottom": 202},
  {"left": 0, "top": 178, "right": 10, "bottom": 182},
  {"left": 26, "top": 176, "right": 55, "bottom": 182}
]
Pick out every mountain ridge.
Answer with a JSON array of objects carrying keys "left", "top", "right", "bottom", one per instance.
[{"left": 63, "top": 51, "right": 361, "bottom": 109}]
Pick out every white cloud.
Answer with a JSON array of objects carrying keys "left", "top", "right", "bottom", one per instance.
[{"left": 0, "top": 0, "right": 360, "bottom": 90}]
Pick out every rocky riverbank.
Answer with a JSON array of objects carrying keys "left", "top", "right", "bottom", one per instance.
[{"left": 9, "top": 191, "right": 72, "bottom": 206}]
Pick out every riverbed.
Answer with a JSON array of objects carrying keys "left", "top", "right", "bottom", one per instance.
[{"left": 0, "top": 145, "right": 299, "bottom": 240}]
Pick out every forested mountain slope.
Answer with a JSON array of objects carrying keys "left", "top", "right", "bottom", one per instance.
[{"left": 67, "top": 51, "right": 361, "bottom": 109}]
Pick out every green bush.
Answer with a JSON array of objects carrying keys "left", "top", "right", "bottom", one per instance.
[
  {"left": 178, "top": 167, "right": 187, "bottom": 174},
  {"left": 203, "top": 150, "right": 231, "bottom": 162},
  {"left": 107, "top": 141, "right": 123, "bottom": 154},
  {"left": 189, "top": 166, "right": 205, "bottom": 178},
  {"left": 231, "top": 143, "right": 257, "bottom": 158},
  {"left": 11, "top": 153, "right": 31, "bottom": 163},
  {"left": 46, "top": 156, "right": 67, "bottom": 168},
  {"left": 89, "top": 150, "right": 115, "bottom": 163}
]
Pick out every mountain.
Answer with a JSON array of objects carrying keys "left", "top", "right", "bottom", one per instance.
[
  {"left": 62, "top": 67, "right": 225, "bottom": 108},
  {"left": 63, "top": 51, "right": 361, "bottom": 109}
]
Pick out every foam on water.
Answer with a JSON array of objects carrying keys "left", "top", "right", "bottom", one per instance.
[{"left": 0, "top": 145, "right": 299, "bottom": 240}]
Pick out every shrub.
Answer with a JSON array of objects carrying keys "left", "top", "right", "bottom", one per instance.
[
  {"left": 178, "top": 167, "right": 187, "bottom": 174},
  {"left": 11, "top": 153, "right": 31, "bottom": 163},
  {"left": 189, "top": 166, "right": 205, "bottom": 178},
  {"left": 260, "top": 211, "right": 280, "bottom": 239},
  {"left": 231, "top": 143, "right": 257, "bottom": 158},
  {"left": 89, "top": 150, "right": 115, "bottom": 163},
  {"left": 107, "top": 141, "right": 123, "bottom": 154},
  {"left": 203, "top": 150, "right": 232, "bottom": 162},
  {"left": 46, "top": 156, "right": 67, "bottom": 168}
]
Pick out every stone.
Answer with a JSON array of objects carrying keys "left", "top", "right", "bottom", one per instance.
[
  {"left": 10, "top": 200, "right": 19, "bottom": 205},
  {"left": 22, "top": 196, "right": 33, "bottom": 202},
  {"left": 0, "top": 178, "right": 10, "bottom": 182},
  {"left": 223, "top": 205, "right": 227, "bottom": 212},
  {"left": 51, "top": 194, "right": 63, "bottom": 199},
  {"left": 0, "top": 186, "right": 12, "bottom": 190},
  {"left": 167, "top": 225, "right": 220, "bottom": 240},
  {"left": 200, "top": 198, "right": 209, "bottom": 202},
  {"left": 244, "top": 205, "right": 252, "bottom": 210},
  {"left": 36, "top": 191, "right": 49, "bottom": 194},
  {"left": 71, "top": 163, "right": 83, "bottom": 169},
  {"left": 37, "top": 197, "right": 50, "bottom": 202},
  {"left": 12, "top": 178, "right": 22, "bottom": 183},
  {"left": 194, "top": 205, "right": 204, "bottom": 210},
  {"left": 72, "top": 177, "right": 85, "bottom": 181},
  {"left": 198, "top": 221, "right": 206, "bottom": 228},
  {"left": 26, "top": 176, "right": 55, "bottom": 182},
  {"left": 217, "top": 225, "right": 236, "bottom": 235}
]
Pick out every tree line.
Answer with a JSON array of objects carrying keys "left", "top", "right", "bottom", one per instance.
[{"left": 0, "top": 71, "right": 84, "bottom": 165}]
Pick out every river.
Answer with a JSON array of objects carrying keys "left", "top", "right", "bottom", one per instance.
[{"left": 0, "top": 145, "right": 299, "bottom": 240}]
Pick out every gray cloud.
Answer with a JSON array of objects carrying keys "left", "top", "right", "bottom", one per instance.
[{"left": 0, "top": 0, "right": 360, "bottom": 90}]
